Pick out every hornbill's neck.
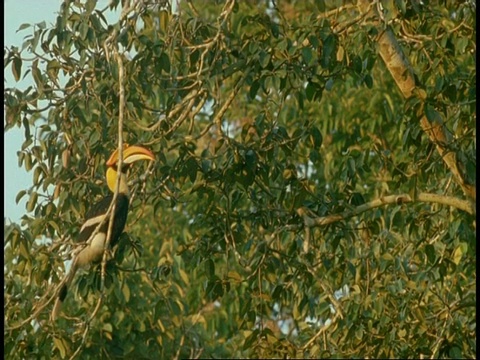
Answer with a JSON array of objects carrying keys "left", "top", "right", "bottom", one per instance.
[{"left": 106, "top": 167, "right": 130, "bottom": 196}]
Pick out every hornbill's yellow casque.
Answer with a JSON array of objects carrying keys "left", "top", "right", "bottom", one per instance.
[{"left": 51, "top": 145, "right": 155, "bottom": 320}]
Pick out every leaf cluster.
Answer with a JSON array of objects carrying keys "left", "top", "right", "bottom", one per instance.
[{"left": 4, "top": 0, "right": 475, "bottom": 358}]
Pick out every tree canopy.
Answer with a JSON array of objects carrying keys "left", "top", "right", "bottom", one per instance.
[{"left": 4, "top": 0, "right": 476, "bottom": 358}]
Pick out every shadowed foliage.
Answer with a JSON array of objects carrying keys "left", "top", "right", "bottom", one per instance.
[{"left": 4, "top": 0, "right": 475, "bottom": 358}]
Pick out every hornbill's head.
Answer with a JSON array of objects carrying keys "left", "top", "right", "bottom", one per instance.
[{"left": 105, "top": 144, "right": 155, "bottom": 193}]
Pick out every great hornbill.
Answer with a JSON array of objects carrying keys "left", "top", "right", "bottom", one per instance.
[{"left": 51, "top": 145, "right": 155, "bottom": 320}]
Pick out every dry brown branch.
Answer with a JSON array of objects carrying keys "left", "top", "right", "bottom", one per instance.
[
  {"left": 302, "top": 310, "right": 341, "bottom": 351},
  {"left": 334, "top": 3, "right": 373, "bottom": 35},
  {"left": 193, "top": 0, "right": 236, "bottom": 78},
  {"left": 297, "top": 192, "right": 475, "bottom": 229},
  {"left": 376, "top": 27, "right": 416, "bottom": 98},
  {"left": 6, "top": 278, "right": 63, "bottom": 330},
  {"left": 316, "top": 4, "right": 356, "bottom": 20},
  {"left": 133, "top": 87, "right": 201, "bottom": 133},
  {"left": 164, "top": 90, "right": 206, "bottom": 137},
  {"left": 356, "top": 0, "right": 476, "bottom": 202},
  {"left": 419, "top": 116, "right": 476, "bottom": 201}
]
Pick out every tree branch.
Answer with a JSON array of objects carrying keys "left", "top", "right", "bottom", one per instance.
[
  {"left": 302, "top": 310, "right": 341, "bottom": 351},
  {"left": 357, "top": 0, "right": 476, "bottom": 202},
  {"left": 297, "top": 192, "right": 475, "bottom": 228}
]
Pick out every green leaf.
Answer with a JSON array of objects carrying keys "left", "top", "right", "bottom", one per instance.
[
  {"left": 16, "top": 23, "right": 31, "bottom": 32},
  {"left": 364, "top": 74, "right": 373, "bottom": 88},
  {"left": 86, "top": 0, "right": 97, "bottom": 13},
  {"left": 47, "top": 59, "right": 61, "bottom": 81},
  {"left": 79, "top": 21, "right": 89, "bottom": 40},
  {"left": 48, "top": 220, "right": 61, "bottom": 234},
  {"left": 159, "top": 52, "right": 170, "bottom": 73},
  {"left": 15, "top": 190, "right": 27, "bottom": 204},
  {"left": 325, "top": 78, "right": 334, "bottom": 91},
  {"left": 395, "top": 0, "right": 407, "bottom": 14},
  {"left": 245, "top": 149, "right": 257, "bottom": 170},
  {"left": 26, "top": 192, "right": 38, "bottom": 213},
  {"left": 184, "top": 157, "right": 198, "bottom": 183},
  {"left": 31, "top": 60, "right": 44, "bottom": 92},
  {"left": 205, "top": 259, "right": 215, "bottom": 278},
  {"left": 305, "top": 82, "right": 316, "bottom": 101},
  {"left": 425, "top": 244, "right": 436, "bottom": 265},
  {"left": 228, "top": 271, "right": 242, "bottom": 282},
  {"left": 243, "top": 329, "right": 260, "bottom": 350},
  {"left": 12, "top": 56, "right": 22, "bottom": 82},
  {"left": 249, "top": 80, "right": 260, "bottom": 100},
  {"left": 321, "top": 34, "right": 337, "bottom": 69},
  {"left": 33, "top": 166, "right": 43, "bottom": 185},
  {"left": 424, "top": 104, "right": 442, "bottom": 123},
  {"left": 452, "top": 243, "right": 467, "bottom": 266},
  {"left": 272, "top": 284, "right": 283, "bottom": 300},
  {"left": 449, "top": 347, "right": 463, "bottom": 359},
  {"left": 302, "top": 46, "right": 314, "bottom": 66},
  {"left": 103, "top": 323, "right": 113, "bottom": 333},
  {"left": 259, "top": 50, "right": 271, "bottom": 68},
  {"left": 316, "top": 0, "right": 326, "bottom": 12},
  {"left": 309, "top": 127, "right": 323, "bottom": 149},
  {"left": 53, "top": 337, "right": 67, "bottom": 358},
  {"left": 352, "top": 55, "right": 362, "bottom": 74},
  {"left": 122, "top": 283, "right": 131, "bottom": 302}
]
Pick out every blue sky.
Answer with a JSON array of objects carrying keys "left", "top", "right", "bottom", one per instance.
[
  {"left": 4, "top": 0, "right": 115, "bottom": 223},
  {"left": 4, "top": 0, "right": 64, "bottom": 223}
]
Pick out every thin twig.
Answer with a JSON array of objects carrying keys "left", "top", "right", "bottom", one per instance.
[
  {"left": 302, "top": 311, "right": 341, "bottom": 350},
  {"left": 316, "top": 4, "right": 356, "bottom": 20}
]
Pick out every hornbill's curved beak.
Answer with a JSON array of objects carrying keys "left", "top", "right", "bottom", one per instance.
[
  {"left": 106, "top": 144, "right": 155, "bottom": 167},
  {"left": 106, "top": 145, "right": 155, "bottom": 193}
]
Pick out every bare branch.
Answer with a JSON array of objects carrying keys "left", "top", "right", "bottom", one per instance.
[
  {"left": 302, "top": 310, "right": 341, "bottom": 351},
  {"left": 357, "top": 0, "right": 476, "bottom": 202},
  {"left": 297, "top": 192, "right": 475, "bottom": 228},
  {"left": 316, "top": 4, "right": 356, "bottom": 20}
]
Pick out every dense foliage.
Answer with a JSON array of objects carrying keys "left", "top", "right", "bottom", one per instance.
[{"left": 4, "top": 0, "right": 476, "bottom": 358}]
